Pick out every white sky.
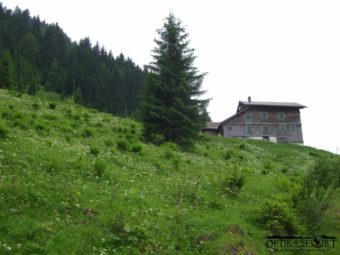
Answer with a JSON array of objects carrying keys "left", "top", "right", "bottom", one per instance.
[{"left": 2, "top": 0, "right": 340, "bottom": 154}]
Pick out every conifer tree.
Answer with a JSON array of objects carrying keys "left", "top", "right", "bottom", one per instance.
[
  {"left": 74, "top": 87, "right": 83, "bottom": 105},
  {"left": 46, "top": 60, "right": 66, "bottom": 93},
  {"left": 18, "top": 32, "right": 39, "bottom": 63},
  {"left": 140, "top": 13, "right": 209, "bottom": 148},
  {"left": 0, "top": 51, "right": 15, "bottom": 89}
]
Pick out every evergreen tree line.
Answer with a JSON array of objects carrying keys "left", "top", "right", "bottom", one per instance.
[{"left": 0, "top": 4, "right": 145, "bottom": 115}]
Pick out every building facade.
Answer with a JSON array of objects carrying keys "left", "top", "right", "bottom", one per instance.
[{"left": 204, "top": 97, "right": 306, "bottom": 143}]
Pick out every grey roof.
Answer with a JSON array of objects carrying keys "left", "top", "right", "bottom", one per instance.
[
  {"left": 219, "top": 107, "right": 247, "bottom": 126},
  {"left": 204, "top": 122, "right": 220, "bottom": 130},
  {"left": 239, "top": 101, "right": 306, "bottom": 108}
]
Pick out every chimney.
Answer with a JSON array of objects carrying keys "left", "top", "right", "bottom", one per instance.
[{"left": 248, "top": 96, "right": 251, "bottom": 103}]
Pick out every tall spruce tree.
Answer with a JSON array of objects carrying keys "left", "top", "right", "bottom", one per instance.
[
  {"left": 0, "top": 51, "right": 15, "bottom": 89},
  {"left": 140, "top": 13, "right": 209, "bottom": 148}
]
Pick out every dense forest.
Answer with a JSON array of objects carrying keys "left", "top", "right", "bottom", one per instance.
[{"left": 0, "top": 3, "right": 145, "bottom": 115}]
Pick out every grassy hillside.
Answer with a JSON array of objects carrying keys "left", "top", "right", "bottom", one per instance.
[{"left": 0, "top": 89, "right": 339, "bottom": 254}]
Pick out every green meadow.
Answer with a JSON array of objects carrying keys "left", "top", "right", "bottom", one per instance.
[{"left": 0, "top": 89, "right": 339, "bottom": 254}]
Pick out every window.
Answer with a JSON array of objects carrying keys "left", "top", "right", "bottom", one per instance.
[
  {"left": 260, "top": 112, "right": 268, "bottom": 121},
  {"left": 279, "top": 124, "right": 286, "bottom": 132},
  {"left": 290, "top": 124, "right": 296, "bottom": 132},
  {"left": 245, "top": 113, "right": 252, "bottom": 122},
  {"left": 262, "top": 126, "right": 269, "bottom": 134},
  {"left": 228, "top": 126, "right": 232, "bottom": 131},
  {"left": 246, "top": 125, "right": 252, "bottom": 134},
  {"left": 278, "top": 112, "right": 285, "bottom": 121}
]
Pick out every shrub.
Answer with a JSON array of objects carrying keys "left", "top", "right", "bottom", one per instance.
[
  {"left": 49, "top": 102, "right": 57, "bottom": 109},
  {"left": 90, "top": 145, "right": 100, "bottom": 156},
  {"left": 257, "top": 200, "right": 299, "bottom": 235},
  {"left": 0, "top": 121, "right": 9, "bottom": 138},
  {"left": 107, "top": 212, "right": 150, "bottom": 250},
  {"left": 261, "top": 169, "right": 269, "bottom": 175},
  {"left": 171, "top": 158, "right": 180, "bottom": 170},
  {"left": 35, "top": 122, "right": 47, "bottom": 131},
  {"left": 43, "top": 113, "right": 58, "bottom": 121},
  {"left": 164, "top": 149, "right": 175, "bottom": 160},
  {"left": 125, "top": 133, "right": 134, "bottom": 141},
  {"left": 117, "top": 139, "right": 129, "bottom": 151},
  {"left": 72, "top": 113, "right": 82, "bottom": 121},
  {"left": 1, "top": 110, "right": 15, "bottom": 121},
  {"left": 36, "top": 90, "right": 61, "bottom": 101},
  {"left": 281, "top": 167, "right": 288, "bottom": 174},
  {"left": 239, "top": 143, "right": 246, "bottom": 150},
  {"left": 32, "top": 102, "right": 40, "bottom": 110},
  {"left": 262, "top": 160, "right": 274, "bottom": 174},
  {"left": 95, "top": 122, "right": 103, "bottom": 128},
  {"left": 131, "top": 143, "right": 142, "bottom": 153},
  {"left": 162, "top": 142, "right": 179, "bottom": 151},
  {"left": 293, "top": 157, "right": 340, "bottom": 232},
  {"left": 104, "top": 138, "right": 115, "bottom": 147},
  {"left": 94, "top": 158, "right": 108, "bottom": 177},
  {"left": 82, "top": 127, "right": 95, "bottom": 138},
  {"left": 220, "top": 170, "right": 245, "bottom": 196},
  {"left": 83, "top": 113, "right": 91, "bottom": 120},
  {"left": 222, "top": 150, "right": 235, "bottom": 161},
  {"left": 65, "top": 135, "right": 71, "bottom": 143},
  {"left": 148, "top": 134, "right": 165, "bottom": 146}
]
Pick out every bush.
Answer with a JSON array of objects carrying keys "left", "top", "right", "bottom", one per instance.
[
  {"left": 239, "top": 143, "right": 246, "bottom": 150},
  {"left": 220, "top": 170, "right": 245, "bottom": 196},
  {"left": 43, "top": 113, "right": 58, "bottom": 121},
  {"left": 35, "top": 122, "right": 47, "bottom": 131},
  {"left": 82, "top": 127, "right": 95, "bottom": 138},
  {"left": 49, "top": 102, "right": 57, "bottom": 109},
  {"left": 94, "top": 158, "right": 108, "bottom": 177},
  {"left": 107, "top": 212, "right": 150, "bottom": 250},
  {"left": 164, "top": 148, "right": 175, "bottom": 160},
  {"left": 293, "top": 157, "right": 340, "bottom": 232},
  {"left": 36, "top": 90, "right": 61, "bottom": 101},
  {"left": 222, "top": 150, "right": 235, "bottom": 161},
  {"left": 171, "top": 158, "right": 180, "bottom": 170},
  {"left": 147, "top": 134, "right": 165, "bottom": 146},
  {"left": 90, "top": 145, "right": 100, "bottom": 156},
  {"left": 262, "top": 160, "right": 274, "bottom": 175},
  {"left": 104, "top": 138, "right": 115, "bottom": 147},
  {"left": 257, "top": 200, "right": 300, "bottom": 235},
  {"left": 95, "top": 122, "right": 103, "bottom": 128},
  {"left": 83, "top": 113, "right": 91, "bottom": 120},
  {"left": 32, "top": 102, "right": 40, "bottom": 110},
  {"left": 0, "top": 121, "right": 9, "bottom": 138},
  {"left": 161, "top": 142, "right": 179, "bottom": 151},
  {"left": 117, "top": 139, "right": 129, "bottom": 151},
  {"left": 131, "top": 143, "right": 142, "bottom": 153}
]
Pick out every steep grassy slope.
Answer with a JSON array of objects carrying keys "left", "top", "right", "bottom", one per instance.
[{"left": 0, "top": 89, "right": 339, "bottom": 254}]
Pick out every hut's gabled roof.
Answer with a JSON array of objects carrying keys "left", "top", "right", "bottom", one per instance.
[
  {"left": 238, "top": 100, "right": 306, "bottom": 110},
  {"left": 204, "top": 122, "right": 221, "bottom": 130}
]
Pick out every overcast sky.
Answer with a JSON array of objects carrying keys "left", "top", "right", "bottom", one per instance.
[{"left": 2, "top": 0, "right": 340, "bottom": 154}]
